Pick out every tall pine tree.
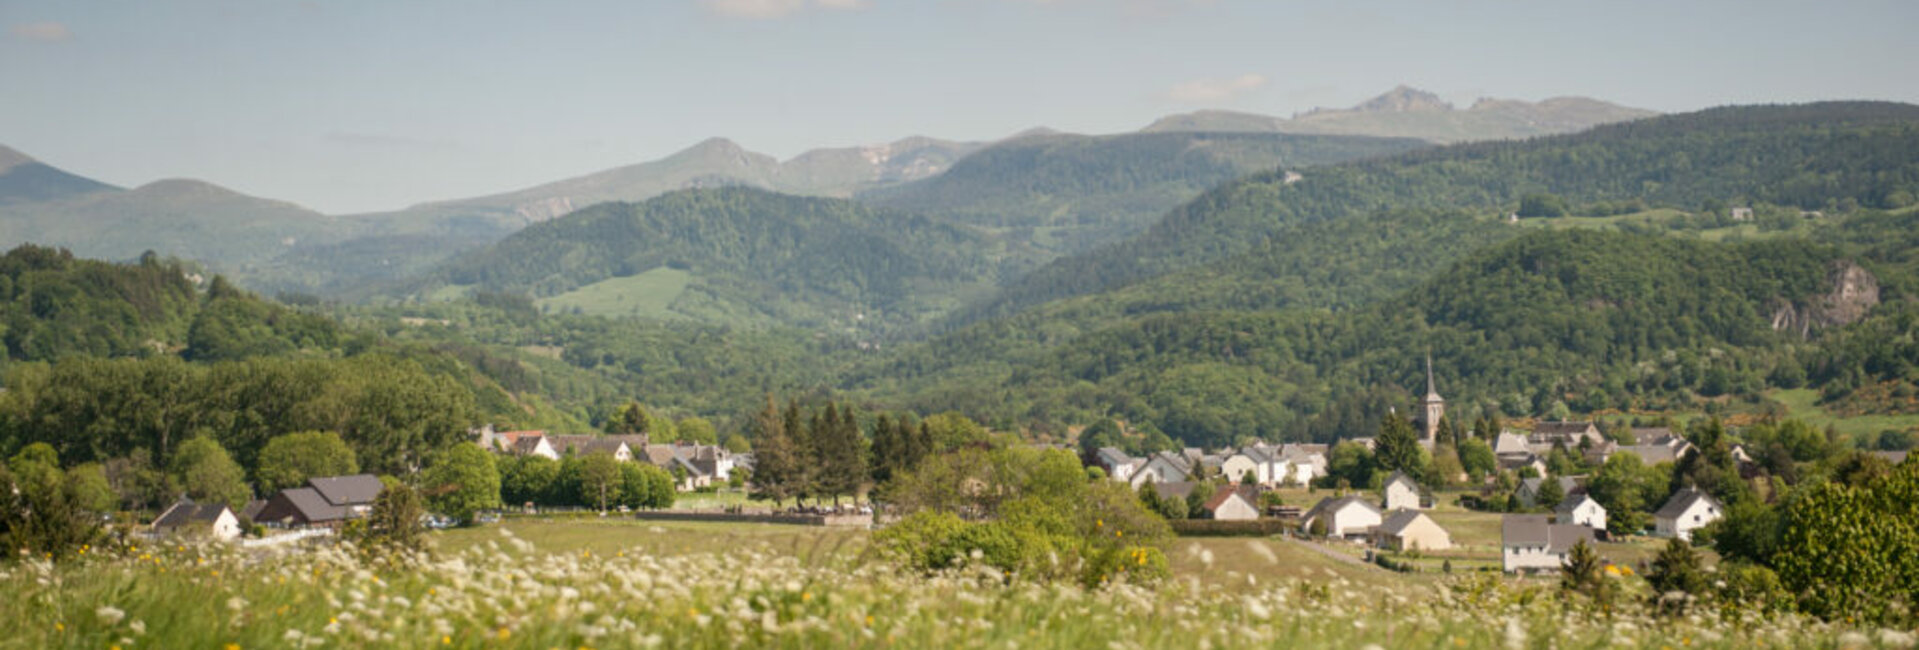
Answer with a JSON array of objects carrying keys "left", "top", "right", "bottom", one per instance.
[
  {"left": 748, "top": 396, "right": 799, "bottom": 507},
  {"left": 1375, "top": 410, "right": 1426, "bottom": 478}
]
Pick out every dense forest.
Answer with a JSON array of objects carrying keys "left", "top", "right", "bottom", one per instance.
[
  {"left": 861, "top": 131, "right": 1426, "bottom": 253},
  {"left": 974, "top": 102, "right": 1919, "bottom": 325},
  {"left": 420, "top": 187, "right": 1029, "bottom": 337}
]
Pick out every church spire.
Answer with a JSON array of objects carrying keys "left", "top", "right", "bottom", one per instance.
[{"left": 1424, "top": 352, "right": 1441, "bottom": 400}]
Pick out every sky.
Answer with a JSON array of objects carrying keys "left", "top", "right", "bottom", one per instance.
[{"left": 2, "top": 0, "right": 1915, "bottom": 214}]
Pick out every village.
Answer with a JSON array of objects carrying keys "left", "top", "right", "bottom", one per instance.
[{"left": 138, "top": 359, "right": 1915, "bottom": 581}]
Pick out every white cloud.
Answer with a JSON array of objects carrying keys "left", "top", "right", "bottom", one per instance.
[
  {"left": 1166, "top": 73, "right": 1267, "bottom": 104},
  {"left": 8, "top": 22, "right": 73, "bottom": 42},
  {"left": 702, "top": 0, "right": 865, "bottom": 19}
]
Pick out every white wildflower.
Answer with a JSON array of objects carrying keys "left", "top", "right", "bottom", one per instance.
[{"left": 95, "top": 605, "right": 125, "bottom": 625}]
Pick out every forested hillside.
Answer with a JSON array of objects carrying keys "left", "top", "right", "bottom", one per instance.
[
  {"left": 0, "top": 245, "right": 597, "bottom": 481},
  {"left": 421, "top": 187, "right": 1027, "bottom": 336},
  {"left": 860, "top": 131, "right": 1426, "bottom": 253},
  {"left": 978, "top": 102, "right": 1919, "bottom": 323},
  {"left": 862, "top": 229, "right": 1894, "bottom": 447}
]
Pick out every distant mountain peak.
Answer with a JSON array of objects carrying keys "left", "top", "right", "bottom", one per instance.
[
  {"left": 1350, "top": 85, "right": 1453, "bottom": 113},
  {"left": 1003, "top": 127, "right": 1066, "bottom": 141},
  {"left": 0, "top": 144, "right": 37, "bottom": 174}
]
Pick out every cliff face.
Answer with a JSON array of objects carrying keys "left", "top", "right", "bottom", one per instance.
[{"left": 1771, "top": 260, "right": 1880, "bottom": 338}]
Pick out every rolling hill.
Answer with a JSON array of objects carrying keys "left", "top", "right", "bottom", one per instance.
[
  {"left": 859, "top": 131, "right": 1428, "bottom": 254},
  {"left": 417, "top": 187, "right": 1021, "bottom": 336},
  {"left": 972, "top": 102, "right": 1919, "bottom": 325}
]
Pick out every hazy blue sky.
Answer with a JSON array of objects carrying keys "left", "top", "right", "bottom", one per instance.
[{"left": 3, "top": 0, "right": 1915, "bottom": 214}]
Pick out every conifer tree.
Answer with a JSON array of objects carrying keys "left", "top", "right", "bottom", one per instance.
[
  {"left": 750, "top": 396, "right": 799, "bottom": 507},
  {"left": 870, "top": 413, "right": 898, "bottom": 484},
  {"left": 1374, "top": 411, "right": 1425, "bottom": 478}
]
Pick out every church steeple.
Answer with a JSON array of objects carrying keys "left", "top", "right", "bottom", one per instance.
[
  {"left": 1425, "top": 353, "right": 1440, "bottom": 401},
  {"left": 1419, "top": 353, "right": 1445, "bottom": 444}
]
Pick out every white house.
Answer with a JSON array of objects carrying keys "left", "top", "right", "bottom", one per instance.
[
  {"left": 152, "top": 499, "right": 241, "bottom": 541},
  {"left": 1303, "top": 495, "right": 1383, "bottom": 539},
  {"left": 1094, "top": 448, "right": 1138, "bottom": 482},
  {"left": 1654, "top": 488, "right": 1723, "bottom": 541},
  {"left": 1381, "top": 471, "right": 1424, "bottom": 510},
  {"left": 1373, "top": 509, "right": 1451, "bottom": 551},
  {"left": 1129, "top": 452, "right": 1193, "bottom": 487},
  {"left": 1502, "top": 514, "right": 1596, "bottom": 573},
  {"left": 1202, "top": 486, "right": 1260, "bottom": 521},
  {"left": 1556, "top": 493, "right": 1608, "bottom": 531}
]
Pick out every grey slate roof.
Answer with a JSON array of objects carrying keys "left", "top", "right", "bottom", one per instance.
[
  {"left": 1305, "top": 494, "right": 1383, "bottom": 522},
  {"left": 1383, "top": 470, "right": 1418, "bottom": 491},
  {"left": 269, "top": 487, "right": 346, "bottom": 523},
  {"left": 1502, "top": 514, "right": 1595, "bottom": 553},
  {"left": 153, "top": 499, "right": 231, "bottom": 529},
  {"left": 1376, "top": 509, "right": 1432, "bottom": 536},
  {"left": 1095, "top": 447, "right": 1132, "bottom": 469},
  {"left": 1555, "top": 493, "right": 1601, "bottom": 516},
  {"left": 308, "top": 474, "right": 383, "bottom": 507},
  {"left": 1656, "top": 488, "right": 1720, "bottom": 519},
  {"left": 1520, "top": 476, "right": 1580, "bottom": 496}
]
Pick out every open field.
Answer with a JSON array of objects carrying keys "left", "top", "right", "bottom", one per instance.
[
  {"left": 1770, "top": 388, "right": 1919, "bottom": 440},
  {"left": 1, "top": 518, "right": 1903, "bottom": 649},
  {"left": 535, "top": 267, "right": 692, "bottom": 318}
]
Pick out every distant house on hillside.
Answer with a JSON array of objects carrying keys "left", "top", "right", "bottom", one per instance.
[
  {"left": 1654, "top": 488, "right": 1722, "bottom": 541},
  {"left": 1502, "top": 514, "right": 1595, "bottom": 573},
  {"left": 1094, "top": 448, "right": 1140, "bottom": 482},
  {"left": 253, "top": 474, "right": 384, "bottom": 528},
  {"left": 1201, "top": 485, "right": 1260, "bottom": 521},
  {"left": 550, "top": 434, "right": 644, "bottom": 462},
  {"left": 1730, "top": 206, "right": 1754, "bottom": 221},
  {"left": 1556, "top": 493, "right": 1608, "bottom": 532},
  {"left": 1372, "top": 510, "right": 1451, "bottom": 551},
  {"left": 640, "top": 443, "right": 736, "bottom": 491},
  {"left": 152, "top": 498, "right": 241, "bottom": 541},
  {"left": 1381, "top": 471, "right": 1425, "bottom": 511},
  {"left": 1303, "top": 495, "right": 1383, "bottom": 539},
  {"left": 1529, "top": 421, "right": 1604, "bottom": 448},
  {"left": 1130, "top": 452, "right": 1194, "bottom": 487}
]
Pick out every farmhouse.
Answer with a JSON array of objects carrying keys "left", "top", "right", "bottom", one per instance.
[
  {"left": 1556, "top": 493, "right": 1608, "bottom": 532},
  {"left": 1201, "top": 485, "right": 1260, "bottom": 521},
  {"left": 640, "top": 443, "right": 736, "bottom": 490},
  {"left": 1654, "top": 487, "right": 1723, "bottom": 541},
  {"left": 550, "top": 434, "right": 646, "bottom": 462},
  {"left": 1529, "top": 421, "right": 1604, "bottom": 448},
  {"left": 1129, "top": 451, "right": 1194, "bottom": 487},
  {"left": 1372, "top": 509, "right": 1451, "bottom": 551},
  {"left": 1501, "top": 514, "right": 1596, "bottom": 573},
  {"left": 151, "top": 498, "right": 241, "bottom": 541},
  {"left": 1303, "top": 495, "right": 1383, "bottom": 539},
  {"left": 1094, "top": 448, "right": 1140, "bottom": 482},
  {"left": 253, "top": 474, "right": 384, "bottom": 528},
  {"left": 1381, "top": 471, "right": 1425, "bottom": 510}
]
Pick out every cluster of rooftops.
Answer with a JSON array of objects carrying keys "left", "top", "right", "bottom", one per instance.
[{"left": 472, "top": 426, "right": 746, "bottom": 490}]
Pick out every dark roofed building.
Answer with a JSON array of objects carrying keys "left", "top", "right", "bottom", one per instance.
[{"left": 253, "top": 474, "right": 384, "bottom": 528}]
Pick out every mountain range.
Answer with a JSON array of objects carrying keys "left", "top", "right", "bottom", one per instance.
[
  {"left": 1143, "top": 85, "right": 1657, "bottom": 143},
  {"left": 0, "top": 86, "right": 1656, "bottom": 297}
]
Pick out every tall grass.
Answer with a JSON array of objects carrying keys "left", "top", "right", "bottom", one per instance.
[{"left": 0, "top": 531, "right": 1909, "bottom": 649}]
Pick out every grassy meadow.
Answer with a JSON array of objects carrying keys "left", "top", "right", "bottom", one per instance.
[
  {"left": 535, "top": 268, "right": 692, "bottom": 318},
  {"left": 5, "top": 517, "right": 1911, "bottom": 649}
]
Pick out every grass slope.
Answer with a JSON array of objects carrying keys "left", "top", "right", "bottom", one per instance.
[{"left": 535, "top": 267, "right": 692, "bottom": 319}]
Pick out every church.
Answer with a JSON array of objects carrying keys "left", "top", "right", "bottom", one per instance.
[{"left": 1413, "top": 355, "right": 1445, "bottom": 447}]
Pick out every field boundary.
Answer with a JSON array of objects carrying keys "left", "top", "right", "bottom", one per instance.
[{"left": 631, "top": 510, "right": 873, "bottom": 527}]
